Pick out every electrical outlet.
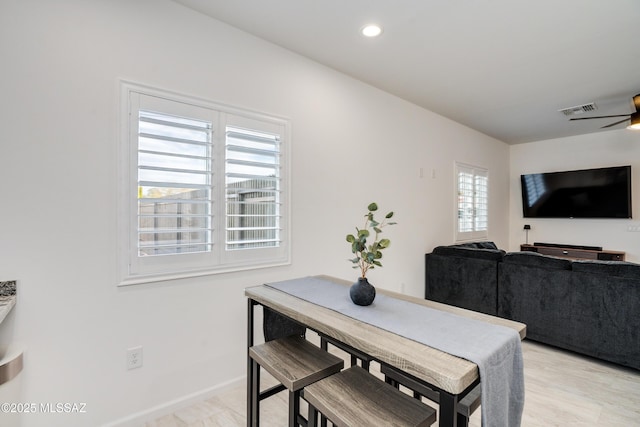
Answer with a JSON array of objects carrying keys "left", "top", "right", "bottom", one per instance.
[{"left": 126, "top": 346, "right": 143, "bottom": 370}]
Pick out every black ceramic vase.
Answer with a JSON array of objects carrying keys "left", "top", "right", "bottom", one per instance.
[{"left": 350, "top": 277, "right": 376, "bottom": 306}]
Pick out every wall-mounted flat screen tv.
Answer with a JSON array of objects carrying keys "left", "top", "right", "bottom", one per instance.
[{"left": 521, "top": 166, "right": 632, "bottom": 218}]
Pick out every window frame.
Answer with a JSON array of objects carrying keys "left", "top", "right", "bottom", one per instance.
[
  {"left": 118, "top": 81, "right": 291, "bottom": 285},
  {"left": 454, "top": 162, "right": 489, "bottom": 242}
]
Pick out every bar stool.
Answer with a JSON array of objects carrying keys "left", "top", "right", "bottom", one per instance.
[
  {"left": 304, "top": 366, "right": 437, "bottom": 427},
  {"left": 381, "top": 364, "right": 481, "bottom": 427},
  {"left": 249, "top": 335, "right": 344, "bottom": 427}
]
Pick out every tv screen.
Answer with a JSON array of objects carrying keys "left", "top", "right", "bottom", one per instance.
[{"left": 521, "top": 166, "right": 632, "bottom": 218}]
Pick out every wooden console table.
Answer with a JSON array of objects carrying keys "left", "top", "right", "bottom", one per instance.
[{"left": 520, "top": 243, "right": 625, "bottom": 261}]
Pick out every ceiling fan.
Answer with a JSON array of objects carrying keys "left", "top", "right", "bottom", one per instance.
[{"left": 569, "top": 94, "right": 640, "bottom": 129}]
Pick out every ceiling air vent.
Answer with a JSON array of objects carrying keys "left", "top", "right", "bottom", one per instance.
[{"left": 558, "top": 102, "right": 597, "bottom": 116}]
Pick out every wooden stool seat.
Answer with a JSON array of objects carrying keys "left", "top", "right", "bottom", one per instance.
[
  {"left": 381, "top": 364, "right": 481, "bottom": 426},
  {"left": 249, "top": 335, "right": 344, "bottom": 426},
  {"left": 304, "top": 366, "right": 437, "bottom": 427}
]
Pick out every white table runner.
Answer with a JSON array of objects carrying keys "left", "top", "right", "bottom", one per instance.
[{"left": 267, "top": 276, "right": 524, "bottom": 427}]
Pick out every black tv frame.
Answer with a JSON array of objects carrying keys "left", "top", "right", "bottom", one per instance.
[{"left": 521, "top": 165, "right": 632, "bottom": 219}]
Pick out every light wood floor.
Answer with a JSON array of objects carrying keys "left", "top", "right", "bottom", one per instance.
[{"left": 146, "top": 338, "right": 640, "bottom": 427}]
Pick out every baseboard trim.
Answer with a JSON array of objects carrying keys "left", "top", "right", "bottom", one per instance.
[{"left": 102, "top": 375, "right": 245, "bottom": 427}]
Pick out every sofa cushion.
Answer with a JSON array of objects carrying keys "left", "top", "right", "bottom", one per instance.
[
  {"left": 571, "top": 260, "right": 640, "bottom": 280},
  {"left": 502, "top": 251, "right": 572, "bottom": 270},
  {"left": 432, "top": 245, "right": 504, "bottom": 262},
  {"left": 457, "top": 241, "right": 499, "bottom": 250}
]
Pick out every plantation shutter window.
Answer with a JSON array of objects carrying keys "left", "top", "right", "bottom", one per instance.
[
  {"left": 225, "top": 126, "right": 281, "bottom": 251},
  {"left": 455, "top": 163, "right": 489, "bottom": 241},
  {"left": 119, "top": 83, "right": 290, "bottom": 285},
  {"left": 137, "top": 111, "right": 213, "bottom": 257}
]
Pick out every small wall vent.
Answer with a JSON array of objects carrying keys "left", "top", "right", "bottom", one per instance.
[{"left": 558, "top": 102, "right": 597, "bottom": 116}]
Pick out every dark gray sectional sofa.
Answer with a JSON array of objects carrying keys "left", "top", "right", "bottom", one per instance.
[{"left": 425, "top": 243, "right": 640, "bottom": 370}]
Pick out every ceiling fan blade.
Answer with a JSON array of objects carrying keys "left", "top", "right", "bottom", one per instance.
[
  {"left": 569, "top": 114, "right": 630, "bottom": 121},
  {"left": 601, "top": 118, "right": 630, "bottom": 129}
]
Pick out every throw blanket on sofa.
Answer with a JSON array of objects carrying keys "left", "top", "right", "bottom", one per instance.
[{"left": 267, "top": 276, "right": 524, "bottom": 427}]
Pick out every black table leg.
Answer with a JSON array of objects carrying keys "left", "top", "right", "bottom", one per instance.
[
  {"left": 439, "top": 390, "right": 459, "bottom": 427},
  {"left": 247, "top": 299, "right": 257, "bottom": 427},
  {"left": 252, "top": 359, "right": 260, "bottom": 427}
]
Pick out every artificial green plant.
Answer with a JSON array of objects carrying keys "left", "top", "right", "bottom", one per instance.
[{"left": 346, "top": 202, "right": 396, "bottom": 278}]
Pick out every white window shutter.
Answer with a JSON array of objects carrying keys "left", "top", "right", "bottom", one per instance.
[
  {"left": 455, "top": 163, "right": 489, "bottom": 242},
  {"left": 137, "top": 110, "right": 214, "bottom": 257},
  {"left": 225, "top": 126, "right": 281, "bottom": 250}
]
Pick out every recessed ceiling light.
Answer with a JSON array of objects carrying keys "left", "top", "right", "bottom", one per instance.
[{"left": 361, "top": 24, "right": 383, "bottom": 37}]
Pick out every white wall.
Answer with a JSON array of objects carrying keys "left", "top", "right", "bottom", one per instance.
[
  {"left": 0, "top": 1, "right": 509, "bottom": 425},
  {"left": 509, "top": 130, "right": 640, "bottom": 261}
]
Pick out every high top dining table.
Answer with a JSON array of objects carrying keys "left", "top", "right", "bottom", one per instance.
[{"left": 246, "top": 275, "right": 526, "bottom": 427}]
